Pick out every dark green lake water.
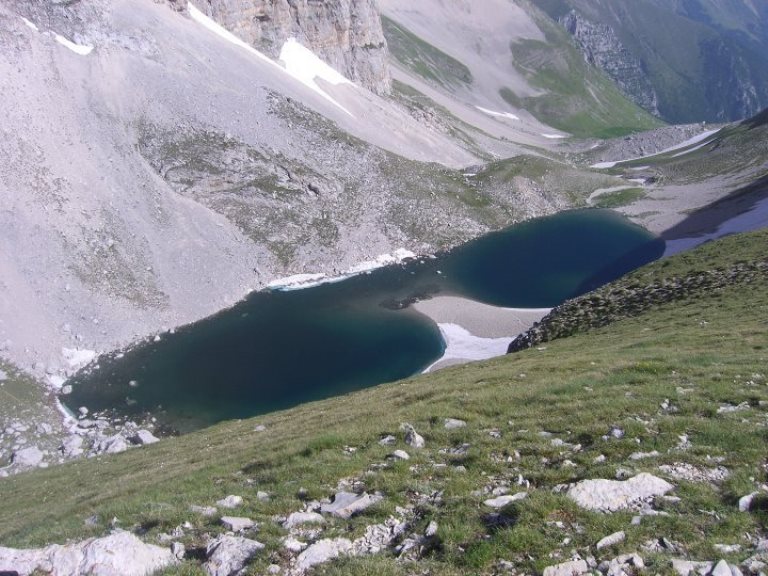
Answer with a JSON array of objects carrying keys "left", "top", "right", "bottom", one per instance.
[{"left": 65, "top": 209, "right": 664, "bottom": 432}]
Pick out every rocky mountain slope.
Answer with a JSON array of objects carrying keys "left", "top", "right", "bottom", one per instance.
[
  {"left": 532, "top": 0, "right": 768, "bottom": 123},
  {"left": 1, "top": 229, "right": 766, "bottom": 576}
]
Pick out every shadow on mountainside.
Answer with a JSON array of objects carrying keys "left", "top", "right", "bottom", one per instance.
[{"left": 661, "top": 174, "right": 768, "bottom": 241}]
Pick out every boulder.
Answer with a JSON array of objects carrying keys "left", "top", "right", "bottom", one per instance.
[
  {"left": 190, "top": 505, "right": 218, "bottom": 517},
  {"left": 596, "top": 531, "right": 626, "bottom": 550},
  {"left": 0, "top": 531, "right": 177, "bottom": 576},
  {"left": 483, "top": 493, "right": 528, "bottom": 509},
  {"left": 217, "top": 495, "right": 243, "bottom": 509},
  {"left": 444, "top": 418, "right": 467, "bottom": 430},
  {"left": 738, "top": 492, "right": 760, "bottom": 512},
  {"left": 283, "top": 512, "right": 325, "bottom": 529},
  {"left": 220, "top": 516, "right": 255, "bottom": 532},
  {"left": 671, "top": 559, "right": 714, "bottom": 576},
  {"left": 61, "top": 435, "right": 84, "bottom": 458},
  {"left": 205, "top": 535, "right": 264, "bottom": 576},
  {"left": 567, "top": 473, "right": 674, "bottom": 512},
  {"left": 320, "top": 491, "right": 383, "bottom": 519},
  {"left": 401, "top": 423, "right": 425, "bottom": 449},
  {"left": 129, "top": 430, "right": 160, "bottom": 445},
  {"left": 11, "top": 446, "right": 44, "bottom": 468},
  {"left": 543, "top": 559, "right": 589, "bottom": 576},
  {"left": 390, "top": 450, "right": 410, "bottom": 461},
  {"left": 294, "top": 538, "right": 353, "bottom": 572}
]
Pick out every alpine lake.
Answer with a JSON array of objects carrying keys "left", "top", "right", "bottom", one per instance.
[{"left": 64, "top": 209, "right": 665, "bottom": 433}]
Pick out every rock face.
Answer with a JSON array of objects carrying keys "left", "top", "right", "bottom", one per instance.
[
  {"left": 0, "top": 531, "right": 177, "bottom": 576},
  {"left": 561, "top": 10, "right": 659, "bottom": 116},
  {"left": 200, "top": 0, "right": 391, "bottom": 94}
]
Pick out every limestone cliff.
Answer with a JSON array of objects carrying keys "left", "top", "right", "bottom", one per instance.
[
  {"left": 198, "top": 0, "right": 391, "bottom": 94},
  {"left": 560, "top": 10, "right": 659, "bottom": 117}
]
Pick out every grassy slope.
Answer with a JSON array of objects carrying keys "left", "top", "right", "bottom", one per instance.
[
  {"left": 532, "top": 0, "right": 768, "bottom": 123},
  {"left": 502, "top": 3, "right": 662, "bottom": 138},
  {"left": 0, "top": 232, "right": 766, "bottom": 575}
]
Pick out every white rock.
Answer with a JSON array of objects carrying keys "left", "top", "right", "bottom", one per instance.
[
  {"left": 671, "top": 559, "right": 713, "bottom": 576},
  {"left": 295, "top": 538, "right": 353, "bottom": 572},
  {"left": 738, "top": 492, "right": 760, "bottom": 512},
  {"left": 320, "top": 491, "right": 383, "bottom": 519},
  {"left": 256, "top": 491, "right": 270, "bottom": 502},
  {"left": 171, "top": 542, "right": 185, "bottom": 560},
  {"left": 713, "top": 544, "right": 741, "bottom": 554},
  {"left": 220, "top": 516, "right": 254, "bottom": 532},
  {"left": 390, "top": 450, "right": 410, "bottom": 460},
  {"left": 401, "top": 423, "right": 425, "bottom": 448},
  {"left": 567, "top": 473, "right": 674, "bottom": 512},
  {"left": 378, "top": 435, "right": 396, "bottom": 446},
  {"left": 0, "top": 531, "right": 177, "bottom": 576},
  {"left": 61, "top": 435, "right": 84, "bottom": 458},
  {"left": 190, "top": 505, "right": 218, "bottom": 517},
  {"left": 444, "top": 418, "right": 467, "bottom": 430},
  {"left": 606, "top": 554, "right": 644, "bottom": 576},
  {"left": 629, "top": 450, "right": 660, "bottom": 460},
  {"left": 542, "top": 559, "right": 589, "bottom": 576},
  {"left": 483, "top": 493, "right": 528, "bottom": 509},
  {"left": 0, "top": 369, "right": 7, "bottom": 381},
  {"left": 205, "top": 535, "right": 264, "bottom": 576},
  {"left": 94, "top": 435, "right": 130, "bottom": 455},
  {"left": 11, "top": 446, "right": 44, "bottom": 468},
  {"left": 268, "top": 564, "right": 281, "bottom": 574},
  {"left": 712, "top": 560, "right": 734, "bottom": 576},
  {"left": 130, "top": 430, "right": 160, "bottom": 445},
  {"left": 596, "top": 531, "right": 626, "bottom": 550},
  {"left": 425, "top": 521, "right": 439, "bottom": 537},
  {"left": 217, "top": 495, "right": 244, "bottom": 509},
  {"left": 283, "top": 537, "right": 307, "bottom": 553},
  {"left": 283, "top": 512, "right": 325, "bottom": 529}
]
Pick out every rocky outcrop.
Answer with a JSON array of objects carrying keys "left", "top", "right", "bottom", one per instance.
[
  {"left": 560, "top": 10, "right": 659, "bottom": 116},
  {"left": 0, "top": 531, "right": 177, "bottom": 576},
  {"left": 199, "top": 0, "right": 391, "bottom": 93},
  {"left": 509, "top": 260, "right": 768, "bottom": 352}
]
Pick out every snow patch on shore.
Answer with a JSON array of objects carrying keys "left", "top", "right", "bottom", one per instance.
[
  {"left": 268, "top": 249, "right": 417, "bottom": 291},
  {"left": 424, "top": 323, "right": 511, "bottom": 373},
  {"left": 541, "top": 133, "right": 567, "bottom": 139},
  {"left": 61, "top": 348, "right": 97, "bottom": 371}
]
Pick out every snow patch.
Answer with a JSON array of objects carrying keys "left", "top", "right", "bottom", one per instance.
[
  {"left": 188, "top": 3, "right": 275, "bottom": 66},
  {"left": 268, "top": 249, "right": 417, "bottom": 291},
  {"left": 21, "top": 17, "right": 38, "bottom": 32},
  {"left": 61, "top": 348, "right": 97, "bottom": 371},
  {"left": 591, "top": 160, "right": 620, "bottom": 169},
  {"left": 541, "top": 133, "right": 567, "bottom": 139},
  {"left": 424, "top": 323, "right": 511, "bottom": 372},
  {"left": 267, "top": 273, "right": 329, "bottom": 290},
  {"left": 279, "top": 38, "right": 354, "bottom": 116},
  {"left": 345, "top": 249, "right": 416, "bottom": 275},
  {"left": 475, "top": 106, "right": 520, "bottom": 121},
  {"left": 54, "top": 34, "right": 93, "bottom": 56},
  {"left": 591, "top": 129, "right": 721, "bottom": 169},
  {"left": 188, "top": 4, "right": 353, "bottom": 116},
  {"left": 657, "top": 129, "right": 719, "bottom": 155}
]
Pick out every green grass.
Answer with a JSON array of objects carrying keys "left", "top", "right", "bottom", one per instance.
[
  {"left": 500, "top": 8, "right": 663, "bottom": 138},
  {"left": 593, "top": 187, "right": 646, "bottom": 208},
  {"left": 382, "top": 17, "right": 473, "bottom": 91},
  {"left": 1, "top": 231, "right": 767, "bottom": 574}
]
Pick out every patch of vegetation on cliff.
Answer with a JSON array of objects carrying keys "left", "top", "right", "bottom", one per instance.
[
  {"left": 1, "top": 231, "right": 766, "bottom": 575},
  {"left": 382, "top": 16, "right": 474, "bottom": 91},
  {"left": 502, "top": 7, "right": 663, "bottom": 138}
]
